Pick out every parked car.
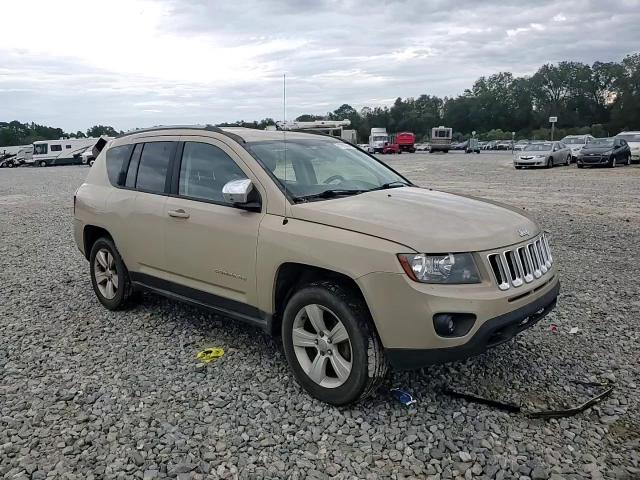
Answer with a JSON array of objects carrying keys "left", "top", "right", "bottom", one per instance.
[
  {"left": 0, "top": 155, "right": 21, "bottom": 168},
  {"left": 382, "top": 143, "right": 400, "bottom": 154},
  {"left": 576, "top": 137, "right": 631, "bottom": 168},
  {"left": 415, "top": 143, "right": 430, "bottom": 152},
  {"left": 74, "top": 125, "right": 560, "bottom": 405},
  {"left": 560, "top": 135, "right": 595, "bottom": 162},
  {"left": 451, "top": 141, "right": 468, "bottom": 151},
  {"left": 615, "top": 131, "right": 640, "bottom": 164},
  {"left": 514, "top": 140, "right": 530, "bottom": 151},
  {"left": 514, "top": 142, "right": 572, "bottom": 169},
  {"left": 496, "top": 140, "right": 514, "bottom": 151}
]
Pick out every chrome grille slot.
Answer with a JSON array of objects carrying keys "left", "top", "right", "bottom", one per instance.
[
  {"left": 487, "top": 234, "right": 553, "bottom": 290},
  {"left": 488, "top": 254, "right": 510, "bottom": 291}
]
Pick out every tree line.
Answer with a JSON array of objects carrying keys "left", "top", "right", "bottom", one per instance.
[{"left": 1, "top": 53, "right": 638, "bottom": 147}]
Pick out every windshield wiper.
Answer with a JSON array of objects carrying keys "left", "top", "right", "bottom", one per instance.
[
  {"left": 366, "top": 181, "right": 411, "bottom": 192},
  {"left": 293, "top": 189, "right": 364, "bottom": 202}
]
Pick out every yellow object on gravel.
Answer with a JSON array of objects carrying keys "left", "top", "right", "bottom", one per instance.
[{"left": 196, "top": 347, "right": 225, "bottom": 363}]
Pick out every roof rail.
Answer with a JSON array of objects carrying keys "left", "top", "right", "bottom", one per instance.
[{"left": 116, "top": 124, "right": 246, "bottom": 143}]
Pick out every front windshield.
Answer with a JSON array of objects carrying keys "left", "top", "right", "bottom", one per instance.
[
  {"left": 524, "top": 144, "right": 552, "bottom": 151},
  {"left": 561, "top": 138, "right": 584, "bottom": 144},
  {"left": 247, "top": 139, "right": 408, "bottom": 201},
  {"left": 373, "top": 136, "right": 387, "bottom": 142},
  {"left": 617, "top": 134, "right": 640, "bottom": 142},
  {"left": 591, "top": 138, "right": 614, "bottom": 146}
]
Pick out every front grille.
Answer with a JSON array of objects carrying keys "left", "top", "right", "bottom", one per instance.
[{"left": 487, "top": 235, "right": 553, "bottom": 291}]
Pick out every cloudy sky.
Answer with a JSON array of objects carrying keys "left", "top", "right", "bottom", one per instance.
[{"left": 1, "top": 0, "right": 639, "bottom": 132}]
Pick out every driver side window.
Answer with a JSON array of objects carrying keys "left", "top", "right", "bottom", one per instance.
[{"left": 178, "top": 142, "right": 248, "bottom": 204}]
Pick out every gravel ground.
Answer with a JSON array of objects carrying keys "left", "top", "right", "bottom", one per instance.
[{"left": 1, "top": 153, "right": 639, "bottom": 480}]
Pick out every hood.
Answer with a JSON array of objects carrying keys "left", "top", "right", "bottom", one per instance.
[
  {"left": 569, "top": 145, "right": 583, "bottom": 151},
  {"left": 582, "top": 145, "right": 613, "bottom": 153},
  {"left": 290, "top": 187, "right": 539, "bottom": 252},
  {"left": 519, "top": 150, "right": 551, "bottom": 157}
]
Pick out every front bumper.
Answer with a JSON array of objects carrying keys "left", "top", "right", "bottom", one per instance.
[
  {"left": 385, "top": 280, "right": 559, "bottom": 369},
  {"left": 579, "top": 155, "right": 608, "bottom": 165},
  {"left": 514, "top": 158, "right": 545, "bottom": 167}
]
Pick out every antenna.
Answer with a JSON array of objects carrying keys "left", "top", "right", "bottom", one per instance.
[{"left": 282, "top": 73, "right": 289, "bottom": 224}]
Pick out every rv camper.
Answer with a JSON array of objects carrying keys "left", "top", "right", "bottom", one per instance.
[
  {"left": 430, "top": 126, "right": 453, "bottom": 153},
  {"left": 32, "top": 137, "right": 109, "bottom": 167}
]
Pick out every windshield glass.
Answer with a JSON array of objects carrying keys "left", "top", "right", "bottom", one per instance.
[
  {"left": 561, "top": 137, "right": 585, "bottom": 144},
  {"left": 524, "top": 144, "right": 552, "bottom": 151},
  {"left": 617, "top": 134, "right": 640, "bottom": 142},
  {"left": 591, "top": 138, "right": 614, "bottom": 146},
  {"left": 373, "top": 136, "right": 387, "bottom": 142},
  {"left": 33, "top": 144, "right": 48, "bottom": 155},
  {"left": 247, "top": 139, "right": 408, "bottom": 201}
]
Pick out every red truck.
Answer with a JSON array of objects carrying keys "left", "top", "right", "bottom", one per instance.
[{"left": 383, "top": 132, "right": 416, "bottom": 154}]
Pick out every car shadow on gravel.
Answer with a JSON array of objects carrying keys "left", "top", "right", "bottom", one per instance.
[{"left": 134, "top": 290, "right": 593, "bottom": 415}]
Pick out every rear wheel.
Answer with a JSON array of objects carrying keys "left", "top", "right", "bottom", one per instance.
[
  {"left": 39, "top": 160, "right": 47, "bottom": 167},
  {"left": 89, "top": 237, "right": 136, "bottom": 310},
  {"left": 625, "top": 154, "right": 631, "bottom": 166},
  {"left": 282, "top": 281, "right": 387, "bottom": 405}
]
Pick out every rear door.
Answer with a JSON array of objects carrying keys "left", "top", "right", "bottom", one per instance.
[
  {"left": 163, "top": 137, "right": 265, "bottom": 313},
  {"left": 114, "top": 139, "right": 178, "bottom": 279}
]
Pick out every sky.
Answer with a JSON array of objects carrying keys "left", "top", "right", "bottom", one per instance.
[{"left": 1, "top": 0, "right": 639, "bottom": 132}]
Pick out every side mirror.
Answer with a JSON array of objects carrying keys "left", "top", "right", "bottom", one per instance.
[{"left": 222, "top": 179, "right": 261, "bottom": 212}]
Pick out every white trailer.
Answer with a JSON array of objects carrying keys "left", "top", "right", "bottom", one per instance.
[
  {"left": 32, "top": 137, "right": 109, "bottom": 167},
  {"left": 369, "top": 128, "right": 388, "bottom": 153}
]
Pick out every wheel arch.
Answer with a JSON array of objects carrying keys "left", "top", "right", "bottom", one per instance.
[
  {"left": 271, "top": 262, "right": 372, "bottom": 336},
  {"left": 83, "top": 225, "right": 113, "bottom": 260}
]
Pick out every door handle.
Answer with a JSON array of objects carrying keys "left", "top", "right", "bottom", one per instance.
[{"left": 168, "top": 209, "right": 190, "bottom": 219}]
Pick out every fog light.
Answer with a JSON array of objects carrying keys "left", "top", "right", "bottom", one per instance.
[
  {"left": 433, "top": 313, "right": 477, "bottom": 337},
  {"left": 433, "top": 314, "right": 455, "bottom": 336}
]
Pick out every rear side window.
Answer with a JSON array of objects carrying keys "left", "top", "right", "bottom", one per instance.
[
  {"left": 136, "top": 142, "right": 174, "bottom": 194},
  {"left": 106, "top": 144, "right": 133, "bottom": 186},
  {"left": 178, "top": 142, "right": 247, "bottom": 204},
  {"left": 51, "top": 145, "right": 62, "bottom": 152}
]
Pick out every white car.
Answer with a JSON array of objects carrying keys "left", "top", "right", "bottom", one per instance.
[
  {"left": 514, "top": 142, "right": 572, "bottom": 169},
  {"left": 560, "top": 135, "right": 595, "bottom": 162},
  {"left": 616, "top": 132, "right": 640, "bottom": 164}
]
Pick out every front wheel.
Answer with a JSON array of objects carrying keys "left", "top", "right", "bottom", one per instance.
[
  {"left": 565, "top": 155, "right": 571, "bottom": 166},
  {"left": 608, "top": 156, "right": 616, "bottom": 168},
  {"left": 282, "top": 282, "right": 387, "bottom": 405},
  {"left": 39, "top": 161, "right": 47, "bottom": 167},
  {"left": 546, "top": 157, "right": 553, "bottom": 168},
  {"left": 625, "top": 155, "right": 631, "bottom": 166},
  {"left": 577, "top": 163, "right": 584, "bottom": 169}
]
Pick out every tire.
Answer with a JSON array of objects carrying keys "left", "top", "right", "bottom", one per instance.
[
  {"left": 7, "top": 161, "right": 14, "bottom": 168},
  {"left": 443, "top": 150, "right": 449, "bottom": 154},
  {"left": 608, "top": 156, "right": 616, "bottom": 168},
  {"left": 625, "top": 155, "right": 631, "bottom": 166},
  {"left": 281, "top": 281, "right": 388, "bottom": 406},
  {"left": 565, "top": 155, "right": 571, "bottom": 166},
  {"left": 89, "top": 237, "right": 136, "bottom": 310},
  {"left": 515, "top": 166, "right": 523, "bottom": 169},
  {"left": 577, "top": 164, "right": 584, "bottom": 169},
  {"left": 39, "top": 161, "right": 47, "bottom": 167},
  {"left": 546, "top": 157, "right": 553, "bottom": 169}
]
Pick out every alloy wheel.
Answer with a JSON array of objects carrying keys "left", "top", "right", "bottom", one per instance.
[
  {"left": 291, "top": 304, "right": 352, "bottom": 388},
  {"left": 93, "top": 248, "right": 118, "bottom": 299}
]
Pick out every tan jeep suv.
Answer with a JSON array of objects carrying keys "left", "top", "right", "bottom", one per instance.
[{"left": 74, "top": 126, "right": 560, "bottom": 405}]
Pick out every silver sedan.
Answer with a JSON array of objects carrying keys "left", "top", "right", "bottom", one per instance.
[{"left": 514, "top": 142, "right": 572, "bottom": 169}]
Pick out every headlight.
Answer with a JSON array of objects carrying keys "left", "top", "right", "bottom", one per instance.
[{"left": 398, "top": 253, "right": 481, "bottom": 284}]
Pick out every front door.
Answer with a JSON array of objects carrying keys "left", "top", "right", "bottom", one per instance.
[{"left": 163, "top": 139, "right": 264, "bottom": 312}]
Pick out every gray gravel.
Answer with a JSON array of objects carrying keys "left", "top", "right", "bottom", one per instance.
[{"left": 1, "top": 153, "right": 639, "bottom": 479}]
